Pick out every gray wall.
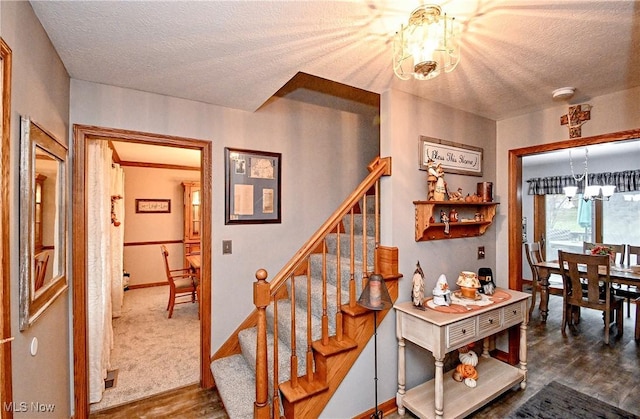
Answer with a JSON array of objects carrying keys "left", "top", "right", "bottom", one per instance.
[
  {"left": 69, "top": 79, "right": 380, "bottom": 387},
  {"left": 1, "top": 1, "right": 71, "bottom": 417}
]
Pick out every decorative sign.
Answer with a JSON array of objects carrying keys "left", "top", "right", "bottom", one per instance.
[
  {"left": 419, "top": 136, "right": 483, "bottom": 176},
  {"left": 135, "top": 199, "right": 171, "bottom": 213}
]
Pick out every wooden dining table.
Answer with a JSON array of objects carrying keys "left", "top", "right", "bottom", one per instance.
[
  {"left": 533, "top": 260, "right": 640, "bottom": 322},
  {"left": 186, "top": 254, "right": 201, "bottom": 277}
]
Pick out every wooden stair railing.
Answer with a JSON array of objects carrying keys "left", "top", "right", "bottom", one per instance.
[{"left": 252, "top": 156, "right": 395, "bottom": 418}]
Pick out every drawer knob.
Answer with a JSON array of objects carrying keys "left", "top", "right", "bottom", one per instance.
[
  {"left": 462, "top": 329, "right": 466, "bottom": 334},
  {"left": 512, "top": 310, "right": 517, "bottom": 315},
  {"left": 489, "top": 319, "right": 493, "bottom": 324}
]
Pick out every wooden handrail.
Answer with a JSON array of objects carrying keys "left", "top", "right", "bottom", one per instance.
[{"left": 267, "top": 157, "right": 391, "bottom": 295}]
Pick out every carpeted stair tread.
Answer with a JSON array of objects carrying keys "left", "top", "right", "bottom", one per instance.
[
  {"left": 290, "top": 274, "right": 349, "bottom": 332},
  {"left": 341, "top": 213, "right": 376, "bottom": 236},
  {"left": 309, "top": 253, "right": 370, "bottom": 293},
  {"left": 210, "top": 354, "right": 255, "bottom": 419},
  {"left": 267, "top": 299, "right": 331, "bottom": 362},
  {"left": 238, "top": 326, "right": 304, "bottom": 385},
  {"left": 324, "top": 233, "right": 375, "bottom": 267}
]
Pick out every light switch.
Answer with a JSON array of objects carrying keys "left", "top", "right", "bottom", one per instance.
[{"left": 222, "top": 240, "right": 232, "bottom": 255}]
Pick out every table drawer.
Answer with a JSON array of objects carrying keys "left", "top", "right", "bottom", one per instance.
[
  {"left": 503, "top": 302, "right": 524, "bottom": 326},
  {"left": 447, "top": 318, "right": 477, "bottom": 348},
  {"left": 478, "top": 310, "right": 502, "bottom": 333}
]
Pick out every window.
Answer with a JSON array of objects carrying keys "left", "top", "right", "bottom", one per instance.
[
  {"left": 603, "top": 191, "right": 640, "bottom": 249},
  {"left": 543, "top": 191, "right": 640, "bottom": 261},
  {"left": 544, "top": 194, "right": 591, "bottom": 261}
]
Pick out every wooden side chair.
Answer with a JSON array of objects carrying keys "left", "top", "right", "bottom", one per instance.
[
  {"left": 524, "top": 241, "right": 563, "bottom": 317},
  {"left": 160, "top": 245, "right": 199, "bottom": 318},
  {"left": 34, "top": 252, "right": 50, "bottom": 291},
  {"left": 615, "top": 245, "right": 640, "bottom": 318},
  {"left": 558, "top": 250, "right": 623, "bottom": 345},
  {"left": 582, "top": 242, "right": 626, "bottom": 264}
]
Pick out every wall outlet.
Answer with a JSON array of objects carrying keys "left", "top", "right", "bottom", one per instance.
[
  {"left": 222, "top": 240, "right": 232, "bottom": 255},
  {"left": 477, "top": 246, "right": 485, "bottom": 259}
]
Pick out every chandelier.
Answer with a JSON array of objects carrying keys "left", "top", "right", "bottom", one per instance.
[
  {"left": 393, "top": 5, "right": 461, "bottom": 81},
  {"left": 563, "top": 148, "right": 615, "bottom": 201}
]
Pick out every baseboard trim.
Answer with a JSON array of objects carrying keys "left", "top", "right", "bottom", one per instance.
[
  {"left": 127, "top": 281, "right": 168, "bottom": 290},
  {"left": 353, "top": 397, "right": 397, "bottom": 419}
]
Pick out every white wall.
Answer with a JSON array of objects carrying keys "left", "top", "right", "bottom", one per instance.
[
  {"left": 122, "top": 166, "right": 199, "bottom": 287},
  {"left": 324, "top": 88, "right": 497, "bottom": 417},
  {"left": 1, "top": 1, "right": 71, "bottom": 417},
  {"left": 495, "top": 87, "right": 640, "bottom": 288},
  {"left": 70, "top": 80, "right": 380, "bottom": 363}
]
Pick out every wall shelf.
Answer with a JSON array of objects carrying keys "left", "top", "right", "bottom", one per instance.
[{"left": 413, "top": 201, "right": 499, "bottom": 241}]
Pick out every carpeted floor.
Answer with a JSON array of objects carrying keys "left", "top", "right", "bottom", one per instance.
[
  {"left": 507, "top": 380, "right": 637, "bottom": 419},
  {"left": 90, "top": 286, "right": 200, "bottom": 412}
]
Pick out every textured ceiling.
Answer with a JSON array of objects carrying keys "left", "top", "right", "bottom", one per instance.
[{"left": 30, "top": 0, "right": 640, "bottom": 121}]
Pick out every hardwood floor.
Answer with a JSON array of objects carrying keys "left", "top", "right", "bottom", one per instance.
[{"left": 90, "top": 295, "right": 639, "bottom": 418}]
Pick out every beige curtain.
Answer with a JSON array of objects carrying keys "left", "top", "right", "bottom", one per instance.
[
  {"left": 87, "top": 140, "right": 114, "bottom": 403},
  {"left": 110, "top": 163, "right": 125, "bottom": 317}
]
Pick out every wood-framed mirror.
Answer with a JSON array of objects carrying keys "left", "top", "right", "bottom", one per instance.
[{"left": 19, "top": 116, "right": 68, "bottom": 330}]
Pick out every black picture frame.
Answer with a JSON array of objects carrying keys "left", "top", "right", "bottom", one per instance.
[{"left": 225, "top": 147, "right": 281, "bottom": 224}]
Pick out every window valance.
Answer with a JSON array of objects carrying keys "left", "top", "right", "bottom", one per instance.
[{"left": 527, "top": 169, "right": 640, "bottom": 195}]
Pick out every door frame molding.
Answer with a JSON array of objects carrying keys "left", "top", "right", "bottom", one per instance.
[
  {"left": 508, "top": 128, "right": 640, "bottom": 291},
  {"left": 0, "top": 37, "right": 13, "bottom": 419},
  {"left": 72, "top": 125, "right": 213, "bottom": 417}
]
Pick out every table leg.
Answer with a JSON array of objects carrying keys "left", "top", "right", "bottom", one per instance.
[
  {"left": 537, "top": 267, "right": 550, "bottom": 322},
  {"left": 396, "top": 336, "right": 406, "bottom": 415},
  {"left": 519, "top": 322, "right": 528, "bottom": 389},
  {"left": 434, "top": 357, "right": 444, "bottom": 418}
]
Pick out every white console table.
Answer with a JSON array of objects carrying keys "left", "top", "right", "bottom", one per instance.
[{"left": 395, "top": 289, "right": 530, "bottom": 419}]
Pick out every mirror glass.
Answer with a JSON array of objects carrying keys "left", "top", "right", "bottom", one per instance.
[{"left": 19, "top": 116, "right": 67, "bottom": 330}]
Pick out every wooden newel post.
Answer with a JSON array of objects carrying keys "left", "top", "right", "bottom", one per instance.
[{"left": 254, "top": 269, "right": 271, "bottom": 419}]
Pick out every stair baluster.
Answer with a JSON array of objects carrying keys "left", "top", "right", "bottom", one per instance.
[
  {"left": 349, "top": 208, "right": 356, "bottom": 308},
  {"left": 272, "top": 294, "right": 281, "bottom": 419},
  {"left": 289, "top": 274, "right": 298, "bottom": 388},
  {"left": 335, "top": 228, "right": 343, "bottom": 341},
  {"left": 254, "top": 269, "right": 270, "bottom": 419},
  {"left": 305, "top": 259, "right": 314, "bottom": 380},
  {"left": 321, "top": 242, "right": 329, "bottom": 345}
]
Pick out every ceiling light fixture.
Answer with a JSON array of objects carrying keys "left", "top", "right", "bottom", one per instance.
[
  {"left": 563, "top": 148, "right": 615, "bottom": 201},
  {"left": 393, "top": 5, "right": 461, "bottom": 81},
  {"left": 552, "top": 87, "right": 575, "bottom": 101}
]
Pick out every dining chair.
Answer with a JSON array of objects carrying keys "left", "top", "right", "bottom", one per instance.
[
  {"left": 582, "top": 242, "right": 626, "bottom": 264},
  {"left": 34, "top": 252, "right": 50, "bottom": 291},
  {"left": 558, "top": 250, "right": 623, "bottom": 345},
  {"left": 524, "top": 241, "right": 563, "bottom": 317},
  {"left": 160, "top": 245, "right": 199, "bottom": 318},
  {"left": 615, "top": 245, "right": 640, "bottom": 318}
]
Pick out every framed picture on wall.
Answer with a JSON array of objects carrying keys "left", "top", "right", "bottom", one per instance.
[
  {"left": 135, "top": 199, "right": 171, "bottom": 213},
  {"left": 419, "top": 136, "right": 483, "bottom": 176},
  {"left": 225, "top": 147, "right": 281, "bottom": 224}
]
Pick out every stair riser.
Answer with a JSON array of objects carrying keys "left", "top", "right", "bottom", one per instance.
[
  {"left": 309, "top": 254, "right": 366, "bottom": 295},
  {"left": 342, "top": 213, "right": 376, "bottom": 237},
  {"left": 324, "top": 234, "right": 375, "bottom": 267}
]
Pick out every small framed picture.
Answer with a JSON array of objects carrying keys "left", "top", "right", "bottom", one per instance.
[{"left": 135, "top": 199, "right": 171, "bottom": 213}]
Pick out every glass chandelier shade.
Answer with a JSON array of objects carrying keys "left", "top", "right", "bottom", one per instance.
[
  {"left": 562, "top": 149, "right": 615, "bottom": 201},
  {"left": 393, "top": 5, "right": 461, "bottom": 81}
]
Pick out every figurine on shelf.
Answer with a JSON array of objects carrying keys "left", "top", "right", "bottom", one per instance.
[
  {"left": 448, "top": 187, "right": 464, "bottom": 201},
  {"left": 448, "top": 208, "right": 459, "bottom": 223},
  {"left": 426, "top": 158, "right": 438, "bottom": 201},
  {"left": 432, "top": 274, "right": 451, "bottom": 306},
  {"left": 433, "top": 163, "right": 447, "bottom": 201},
  {"left": 411, "top": 261, "right": 425, "bottom": 310},
  {"left": 440, "top": 210, "right": 450, "bottom": 234}
]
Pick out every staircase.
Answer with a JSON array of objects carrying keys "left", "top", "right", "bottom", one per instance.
[{"left": 210, "top": 157, "right": 400, "bottom": 418}]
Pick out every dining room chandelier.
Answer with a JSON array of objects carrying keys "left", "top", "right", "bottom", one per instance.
[
  {"left": 392, "top": 5, "right": 461, "bottom": 81},
  {"left": 563, "top": 148, "right": 615, "bottom": 201}
]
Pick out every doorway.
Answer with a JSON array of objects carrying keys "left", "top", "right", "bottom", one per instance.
[
  {"left": 507, "top": 128, "right": 640, "bottom": 291},
  {"left": 72, "top": 125, "right": 213, "bottom": 418}
]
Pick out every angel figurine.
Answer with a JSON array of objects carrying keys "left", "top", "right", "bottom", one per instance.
[{"left": 411, "top": 261, "right": 425, "bottom": 309}]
